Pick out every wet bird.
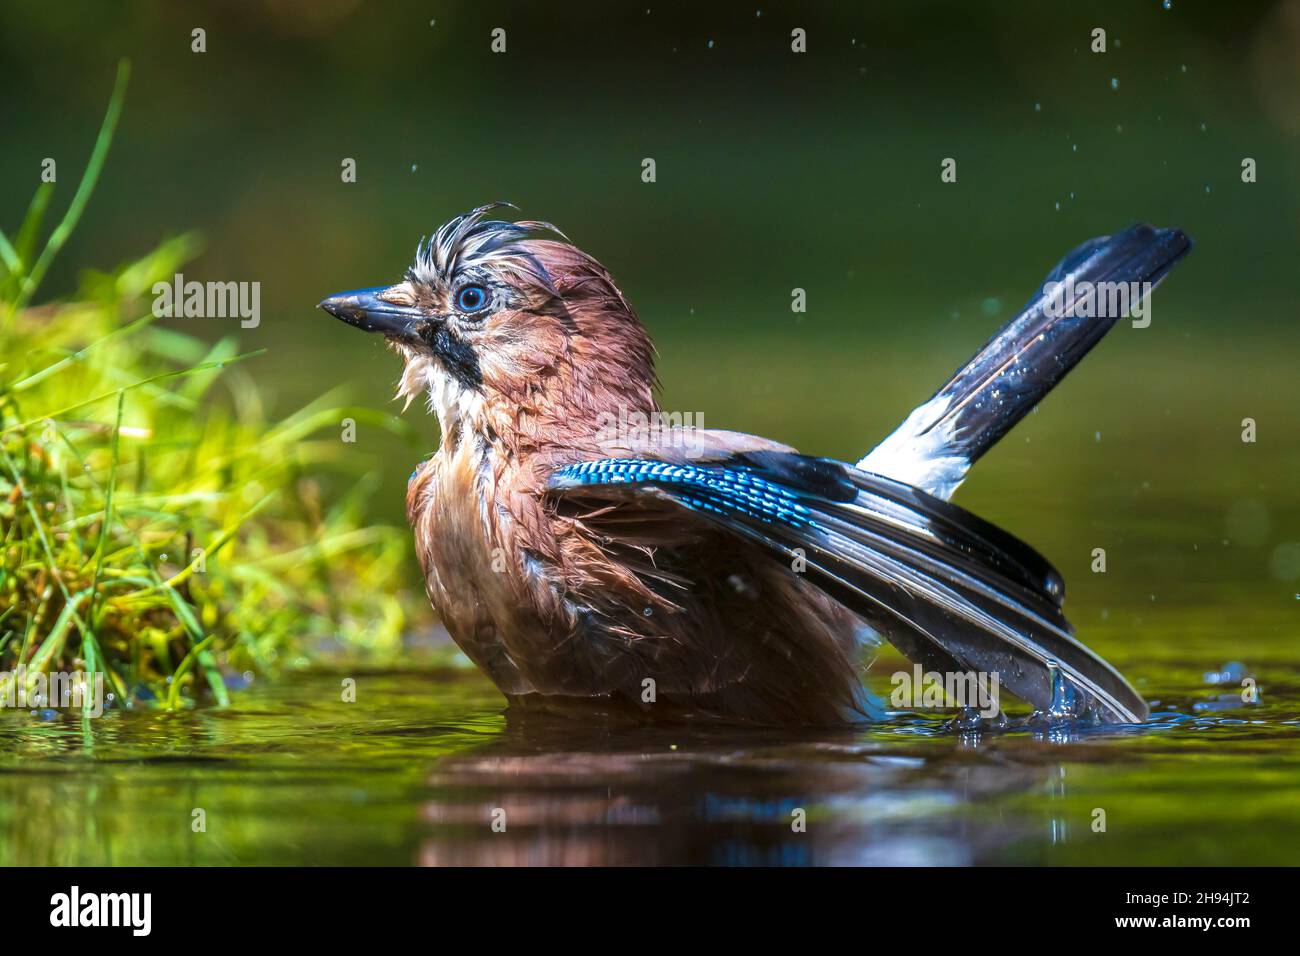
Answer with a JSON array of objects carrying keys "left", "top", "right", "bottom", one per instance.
[{"left": 320, "top": 205, "right": 1190, "bottom": 726}]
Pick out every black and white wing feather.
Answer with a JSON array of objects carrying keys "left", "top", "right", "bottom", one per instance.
[
  {"left": 860, "top": 224, "right": 1192, "bottom": 499},
  {"left": 548, "top": 451, "right": 1148, "bottom": 723}
]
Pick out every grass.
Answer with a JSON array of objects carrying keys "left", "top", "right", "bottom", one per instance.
[{"left": 0, "top": 61, "right": 425, "bottom": 711}]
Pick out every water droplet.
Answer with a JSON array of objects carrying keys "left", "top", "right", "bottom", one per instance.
[
  {"left": 1162, "top": 0, "right": 1172, "bottom": 10},
  {"left": 949, "top": 706, "right": 1002, "bottom": 733},
  {"left": 707, "top": 39, "right": 714, "bottom": 49},
  {"left": 1204, "top": 662, "right": 1245, "bottom": 685},
  {"left": 1034, "top": 101, "right": 1041, "bottom": 112},
  {"left": 410, "top": 164, "right": 418, "bottom": 172},
  {"left": 1046, "top": 661, "right": 1079, "bottom": 718},
  {"left": 1110, "top": 77, "right": 1119, "bottom": 90}
]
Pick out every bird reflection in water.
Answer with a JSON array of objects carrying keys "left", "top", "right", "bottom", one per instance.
[{"left": 414, "top": 705, "right": 1072, "bottom": 866}]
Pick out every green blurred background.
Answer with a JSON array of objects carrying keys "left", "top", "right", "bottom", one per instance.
[{"left": 2, "top": 0, "right": 1298, "bottom": 629}]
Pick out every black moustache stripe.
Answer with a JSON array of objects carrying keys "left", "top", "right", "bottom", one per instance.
[{"left": 430, "top": 326, "right": 482, "bottom": 389}]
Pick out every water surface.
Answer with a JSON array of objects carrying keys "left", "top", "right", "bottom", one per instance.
[{"left": 3, "top": 650, "right": 1295, "bottom": 866}]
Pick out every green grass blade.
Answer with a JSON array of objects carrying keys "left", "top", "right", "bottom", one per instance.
[
  {"left": 1, "top": 183, "right": 54, "bottom": 301},
  {"left": 10, "top": 312, "right": 157, "bottom": 393},
  {"left": 86, "top": 392, "right": 123, "bottom": 628},
  {"left": 0, "top": 229, "right": 18, "bottom": 275},
  {"left": 6, "top": 58, "right": 130, "bottom": 321},
  {"left": 2, "top": 348, "right": 264, "bottom": 434}
]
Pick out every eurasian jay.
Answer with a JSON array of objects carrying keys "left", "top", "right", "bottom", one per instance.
[{"left": 321, "top": 205, "right": 1189, "bottom": 726}]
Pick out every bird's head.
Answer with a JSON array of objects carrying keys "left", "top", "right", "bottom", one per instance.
[{"left": 320, "top": 203, "right": 657, "bottom": 448}]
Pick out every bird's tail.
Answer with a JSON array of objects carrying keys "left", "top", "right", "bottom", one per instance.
[{"left": 858, "top": 224, "right": 1192, "bottom": 500}]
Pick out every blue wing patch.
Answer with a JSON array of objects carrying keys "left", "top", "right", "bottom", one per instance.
[{"left": 549, "top": 459, "right": 819, "bottom": 530}]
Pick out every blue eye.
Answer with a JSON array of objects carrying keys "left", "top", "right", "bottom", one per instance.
[{"left": 456, "top": 284, "right": 488, "bottom": 313}]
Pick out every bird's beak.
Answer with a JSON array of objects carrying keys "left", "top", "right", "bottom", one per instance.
[{"left": 318, "top": 285, "right": 424, "bottom": 337}]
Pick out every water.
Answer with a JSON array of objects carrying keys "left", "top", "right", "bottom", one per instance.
[{"left": 2, "top": 651, "right": 1296, "bottom": 866}]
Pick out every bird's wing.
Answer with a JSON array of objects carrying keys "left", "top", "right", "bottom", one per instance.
[
  {"left": 860, "top": 224, "right": 1192, "bottom": 499},
  {"left": 546, "top": 446, "right": 1147, "bottom": 723}
]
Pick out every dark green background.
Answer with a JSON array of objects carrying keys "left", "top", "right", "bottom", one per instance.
[{"left": 2, "top": 0, "right": 1297, "bottom": 604}]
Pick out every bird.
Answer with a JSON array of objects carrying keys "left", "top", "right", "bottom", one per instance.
[{"left": 320, "top": 204, "right": 1191, "bottom": 727}]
